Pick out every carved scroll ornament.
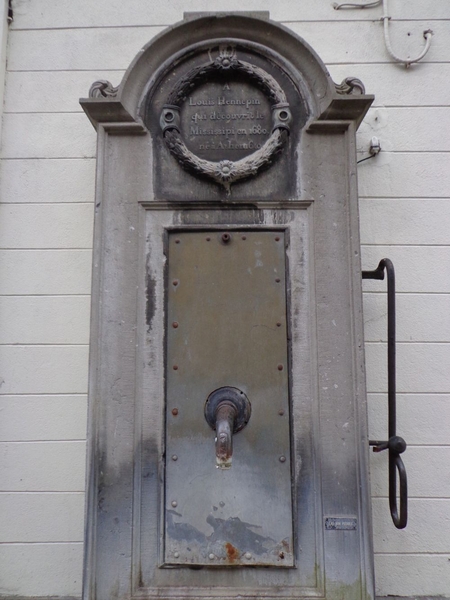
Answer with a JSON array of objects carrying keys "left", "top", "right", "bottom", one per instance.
[
  {"left": 160, "top": 46, "right": 292, "bottom": 192},
  {"left": 335, "top": 77, "right": 366, "bottom": 95},
  {"left": 89, "top": 80, "right": 119, "bottom": 98}
]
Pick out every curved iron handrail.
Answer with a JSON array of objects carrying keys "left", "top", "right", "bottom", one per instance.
[{"left": 363, "top": 258, "right": 408, "bottom": 529}]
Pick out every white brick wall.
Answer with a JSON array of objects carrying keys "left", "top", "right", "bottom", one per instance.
[{"left": 0, "top": 1, "right": 448, "bottom": 597}]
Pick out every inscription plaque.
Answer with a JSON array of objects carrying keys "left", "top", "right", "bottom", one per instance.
[
  {"left": 160, "top": 45, "right": 292, "bottom": 192},
  {"left": 324, "top": 517, "right": 358, "bottom": 531},
  {"left": 181, "top": 80, "right": 272, "bottom": 161}
]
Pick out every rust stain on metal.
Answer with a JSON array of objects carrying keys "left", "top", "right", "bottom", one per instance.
[{"left": 225, "top": 542, "right": 240, "bottom": 563}]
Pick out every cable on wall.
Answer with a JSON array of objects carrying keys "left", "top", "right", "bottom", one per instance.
[{"left": 333, "top": 0, "right": 433, "bottom": 67}]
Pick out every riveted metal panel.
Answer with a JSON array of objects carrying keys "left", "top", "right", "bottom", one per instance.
[{"left": 164, "top": 229, "right": 293, "bottom": 567}]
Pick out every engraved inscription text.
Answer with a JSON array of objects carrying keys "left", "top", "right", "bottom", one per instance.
[{"left": 181, "top": 81, "right": 272, "bottom": 161}]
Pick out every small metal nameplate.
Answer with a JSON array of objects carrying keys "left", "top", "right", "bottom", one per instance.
[{"left": 325, "top": 517, "right": 357, "bottom": 531}]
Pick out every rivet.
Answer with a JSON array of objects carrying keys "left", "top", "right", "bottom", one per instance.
[
  {"left": 175, "top": 239, "right": 180, "bottom": 244},
  {"left": 278, "top": 409, "right": 285, "bottom": 416},
  {"left": 275, "top": 278, "right": 281, "bottom": 283},
  {"left": 222, "top": 232, "right": 231, "bottom": 243},
  {"left": 172, "top": 322, "right": 179, "bottom": 328},
  {"left": 279, "top": 455, "right": 286, "bottom": 463},
  {"left": 172, "top": 455, "right": 178, "bottom": 461},
  {"left": 206, "top": 236, "right": 211, "bottom": 241},
  {"left": 174, "top": 551, "right": 180, "bottom": 558},
  {"left": 276, "top": 322, "right": 281, "bottom": 327},
  {"left": 275, "top": 236, "right": 280, "bottom": 241},
  {"left": 245, "top": 552, "right": 252, "bottom": 559},
  {"left": 173, "top": 365, "right": 178, "bottom": 371},
  {"left": 278, "top": 364, "right": 283, "bottom": 371},
  {"left": 171, "top": 500, "right": 178, "bottom": 507},
  {"left": 172, "top": 279, "right": 179, "bottom": 286},
  {"left": 172, "top": 408, "right": 179, "bottom": 416},
  {"left": 209, "top": 553, "right": 215, "bottom": 560},
  {"left": 242, "top": 235, "right": 247, "bottom": 240}
]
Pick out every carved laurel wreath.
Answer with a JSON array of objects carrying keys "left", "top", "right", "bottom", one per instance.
[{"left": 160, "top": 46, "right": 292, "bottom": 192}]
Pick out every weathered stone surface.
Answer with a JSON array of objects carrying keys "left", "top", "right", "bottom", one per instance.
[{"left": 81, "top": 12, "right": 374, "bottom": 600}]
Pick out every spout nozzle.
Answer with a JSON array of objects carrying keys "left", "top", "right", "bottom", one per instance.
[
  {"left": 215, "top": 402, "right": 236, "bottom": 469},
  {"left": 205, "top": 387, "right": 251, "bottom": 470}
]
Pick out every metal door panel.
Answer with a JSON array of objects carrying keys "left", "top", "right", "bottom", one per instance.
[{"left": 164, "top": 229, "right": 294, "bottom": 567}]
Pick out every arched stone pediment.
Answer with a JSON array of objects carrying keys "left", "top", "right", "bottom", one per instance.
[{"left": 81, "top": 13, "right": 372, "bottom": 201}]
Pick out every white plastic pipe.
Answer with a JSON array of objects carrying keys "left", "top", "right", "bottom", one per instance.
[
  {"left": 333, "top": 0, "right": 433, "bottom": 67},
  {"left": 381, "top": 0, "right": 433, "bottom": 67}
]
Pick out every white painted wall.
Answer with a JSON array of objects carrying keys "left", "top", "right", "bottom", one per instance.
[
  {"left": 0, "top": 0, "right": 448, "bottom": 597},
  {"left": 0, "top": 0, "right": 9, "bottom": 147}
]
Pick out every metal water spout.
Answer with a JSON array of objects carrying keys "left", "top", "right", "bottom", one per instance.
[{"left": 204, "top": 387, "right": 251, "bottom": 469}]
